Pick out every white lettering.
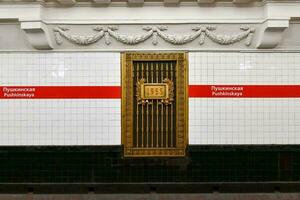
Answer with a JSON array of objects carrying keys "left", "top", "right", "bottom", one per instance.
[
  {"left": 211, "top": 85, "right": 244, "bottom": 97},
  {"left": 3, "top": 87, "right": 35, "bottom": 98}
]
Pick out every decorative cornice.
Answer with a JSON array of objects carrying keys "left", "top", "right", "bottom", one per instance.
[
  {"left": 256, "top": 19, "right": 289, "bottom": 49},
  {"left": 55, "top": 0, "right": 76, "bottom": 6},
  {"left": 21, "top": 22, "right": 53, "bottom": 50},
  {"left": 0, "top": 0, "right": 262, "bottom": 7},
  {"left": 53, "top": 25, "right": 255, "bottom": 46}
]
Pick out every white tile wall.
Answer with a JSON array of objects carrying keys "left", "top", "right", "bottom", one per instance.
[
  {"left": 0, "top": 52, "right": 120, "bottom": 86},
  {"left": 0, "top": 99, "right": 120, "bottom": 145},
  {"left": 0, "top": 52, "right": 300, "bottom": 145},
  {"left": 189, "top": 52, "right": 300, "bottom": 85},
  {"left": 189, "top": 52, "right": 300, "bottom": 144},
  {"left": 0, "top": 52, "right": 121, "bottom": 145}
]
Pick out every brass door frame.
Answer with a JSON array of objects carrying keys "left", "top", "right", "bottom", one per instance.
[{"left": 121, "top": 52, "right": 188, "bottom": 157}]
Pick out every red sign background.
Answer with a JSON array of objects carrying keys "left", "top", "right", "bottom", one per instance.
[{"left": 1, "top": 85, "right": 300, "bottom": 99}]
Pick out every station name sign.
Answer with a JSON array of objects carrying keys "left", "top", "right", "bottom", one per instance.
[
  {"left": 211, "top": 86, "right": 243, "bottom": 97},
  {"left": 2, "top": 87, "right": 35, "bottom": 98},
  {"left": 189, "top": 85, "right": 300, "bottom": 98},
  {"left": 0, "top": 85, "right": 300, "bottom": 99}
]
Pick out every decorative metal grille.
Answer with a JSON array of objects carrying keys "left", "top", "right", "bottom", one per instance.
[{"left": 122, "top": 53, "right": 188, "bottom": 157}]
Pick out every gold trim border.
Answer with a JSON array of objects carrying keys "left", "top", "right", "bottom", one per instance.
[{"left": 121, "top": 52, "right": 189, "bottom": 157}]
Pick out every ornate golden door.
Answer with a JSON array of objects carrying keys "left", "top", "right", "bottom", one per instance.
[{"left": 121, "top": 52, "right": 188, "bottom": 157}]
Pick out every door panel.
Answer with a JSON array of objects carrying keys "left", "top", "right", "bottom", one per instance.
[{"left": 122, "top": 53, "right": 188, "bottom": 157}]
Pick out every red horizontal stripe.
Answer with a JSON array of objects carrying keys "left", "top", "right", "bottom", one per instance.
[
  {"left": 0, "top": 86, "right": 121, "bottom": 99},
  {"left": 189, "top": 85, "right": 300, "bottom": 98},
  {"left": 1, "top": 85, "right": 300, "bottom": 99}
]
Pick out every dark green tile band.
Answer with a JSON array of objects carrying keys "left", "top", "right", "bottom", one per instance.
[{"left": 0, "top": 145, "right": 299, "bottom": 183}]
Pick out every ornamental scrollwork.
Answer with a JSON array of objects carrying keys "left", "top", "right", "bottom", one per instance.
[
  {"left": 136, "top": 78, "right": 147, "bottom": 105},
  {"left": 53, "top": 25, "right": 255, "bottom": 46},
  {"left": 162, "top": 78, "right": 174, "bottom": 105}
]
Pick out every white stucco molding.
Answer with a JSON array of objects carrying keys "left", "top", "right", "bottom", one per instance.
[
  {"left": 92, "top": 0, "right": 111, "bottom": 5},
  {"left": 55, "top": 0, "right": 76, "bottom": 6},
  {"left": 197, "top": 0, "right": 215, "bottom": 4},
  {"left": 21, "top": 21, "right": 54, "bottom": 50},
  {"left": 53, "top": 25, "right": 255, "bottom": 46},
  {"left": 164, "top": 0, "right": 180, "bottom": 6},
  {"left": 0, "top": 1, "right": 300, "bottom": 50},
  {"left": 256, "top": 19, "right": 289, "bottom": 49},
  {"left": 127, "top": 0, "right": 144, "bottom": 6},
  {"left": 233, "top": 0, "right": 251, "bottom": 3}
]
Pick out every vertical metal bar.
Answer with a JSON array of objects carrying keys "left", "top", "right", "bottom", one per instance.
[
  {"left": 141, "top": 62, "right": 144, "bottom": 148},
  {"left": 146, "top": 63, "right": 149, "bottom": 148},
  {"left": 136, "top": 62, "right": 139, "bottom": 147},
  {"left": 151, "top": 62, "right": 154, "bottom": 148},
  {"left": 166, "top": 62, "right": 169, "bottom": 148},
  {"left": 156, "top": 62, "right": 159, "bottom": 148},
  {"left": 161, "top": 62, "right": 164, "bottom": 147},
  {"left": 170, "top": 62, "right": 173, "bottom": 148}
]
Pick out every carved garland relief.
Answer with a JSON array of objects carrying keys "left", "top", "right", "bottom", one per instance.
[{"left": 53, "top": 25, "right": 255, "bottom": 46}]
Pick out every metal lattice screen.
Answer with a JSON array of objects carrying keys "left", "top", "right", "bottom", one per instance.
[
  {"left": 132, "top": 61, "right": 177, "bottom": 148},
  {"left": 122, "top": 53, "right": 188, "bottom": 157}
]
